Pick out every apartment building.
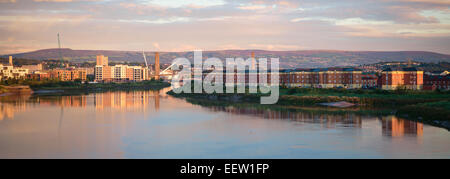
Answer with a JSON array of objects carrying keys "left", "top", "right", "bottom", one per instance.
[
  {"left": 424, "top": 74, "right": 450, "bottom": 90},
  {"left": 279, "top": 68, "right": 363, "bottom": 89},
  {"left": 0, "top": 58, "right": 29, "bottom": 80},
  {"left": 21, "top": 64, "right": 43, "bottom": 73},
  {"left": 381, "top": 67, "right": 424, "bottom": 90},
  {"left": 94, "top": 55, "right": 149, "bottom": 82},
  {"left": 361, "top": 73, "right": 379, "bottom": 88},
  {"left": 26, "top": 72, "right": 50, "bottom": 81},
  {"left": 47, "top": 69, "right": 87, "bottom": 81}
]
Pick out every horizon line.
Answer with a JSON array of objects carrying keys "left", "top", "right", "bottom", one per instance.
[{"left": 2, "top": 48, "right": 450, "bottom": 56}]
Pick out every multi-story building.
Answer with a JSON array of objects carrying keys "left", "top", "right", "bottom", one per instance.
[
  {"left": 0, "top": 57, "right": 29, "bottom": 80},
  {"left": 279, "top": 68, "right": 362, "bottom": 89},
  {"left": 47, "top": 69, "right": 87, "bottom": 81},
  {"left": 21, "top": 64, "right": 43, "bottom": 73},
  {"left": 94, "top": 55, "right": 149, "bottom": 82},
  {"left": 26, "top": 72, "right": 50, "bottom": 81},
  {"left": 361, "top": 73, "right": 379, "bottom": 89},
  {"left": 95, "top": 55, "right": 112, "bottom": 82},
  {"left": 381, "top": 67, "right": 424, "bottom": 90},
  {"left": 95, "top": 65, "right": 112, "bottom": 82},
  {"left": 96, "top": 55, "right": 109, "bottom": 66},
  {"left": 424, "top": 74, "right": 450, "bottom": 90}
]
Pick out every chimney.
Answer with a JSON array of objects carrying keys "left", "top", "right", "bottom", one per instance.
[
  {"left": 155, "top": 52, "right": 160, "bottom": 80},
  {"left": 251, "top": 52, "right": 256, "bottom": 70},
  {"left": 9, "top": 56, "right": 13, "bottom": 66}
]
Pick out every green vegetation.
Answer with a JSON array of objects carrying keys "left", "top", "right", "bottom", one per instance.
[
  {"left": 279, "top": 87, "right": 450, "bottom": 99},
  {"left": 277, "top": 87, "right": 450, "bottom": 107},
  {"left": 397, "top": 101, "right": 450, "bottom": 121},
  {"left": 168, "top": 86, "right": 450, "bottom": 123},
  {"left": 168, "top": 86, "right": 450, "bottom": 107},
  {"left": 0, "top": 86, "right": 8, "bottom": 94},
  {"left": 0, "top": 78, "right": 170, "bottom": 92},
  {"left": 0, "top": 57, "right": 41, "bottom": 66}
]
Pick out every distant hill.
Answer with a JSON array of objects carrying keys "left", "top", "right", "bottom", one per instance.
[{"left": 2, "top": 48, "right": 449, "bottom": 68}]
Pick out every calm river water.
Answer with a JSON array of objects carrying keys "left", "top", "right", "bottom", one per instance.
[{"left": 0, "top": 88, "right": 449, "bottom": 159}]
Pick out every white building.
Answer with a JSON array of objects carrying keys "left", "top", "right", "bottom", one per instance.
[{"left": 0, "top": 64, "right": 29, "bottom": 79}]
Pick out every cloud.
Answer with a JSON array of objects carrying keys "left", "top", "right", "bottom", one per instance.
[
  {"left": 249, "top": 44, "right": 305, "bottom": 51},
  {"left": 118, "top": 17, "right": 190, "bottom": 24},
  {"left": 153, "top": 42, "right": 161, "bottom": 50},
  {"left": 238, "top": 5, "right": 267, "bottom": 10},
  {"left": 386, "top": 0, "right": 450, "bottom": 5},
  {"left": 291, "top": 17, "right": 394, "bottom": 25},
  {"left": 33, "top": 0, "right": 99, "bottom": 2},
  {"left": 145, "top": 0, "right": 226, "bottom": 9},
  {"left": 0, "top": 0, "right": 449, "bottom": 54}
]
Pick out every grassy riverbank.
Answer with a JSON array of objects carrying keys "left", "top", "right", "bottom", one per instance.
[
  {"left": 279, "top": 87, "right": 450, "bottom": 105},
  {"left": 395, "top": 101, "right": 450, "bottom": 129},
  {"left": 397, "top": 101, "right": 450, "bottom": 120},
  {"left": 0, "top": 86, "right": 8, "bottom": 94},
  {"left": 167, "top": 87, "right": 450, "bottom": 123},
  {"left": 168, "top": 87, "right": 450, "bottom": 107},
  {"left": 31, "top": 80, "right": 170, "bottom": 91},
  {"left": 1, "top": 79, "right": 171, "bottom": 94}
]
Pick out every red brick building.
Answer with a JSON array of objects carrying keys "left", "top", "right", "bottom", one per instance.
[
  {"left": 381, "top": 67, "right": 424, "bottom": 90},
  {"left": 424, "top": 74, "right": 450, "bottom": 90},
  {"left": 279, "top": 68, "right": 362, "bottom": 89},
  {"left": 361, "top": 73, "right": 378, "bottom": 88}
]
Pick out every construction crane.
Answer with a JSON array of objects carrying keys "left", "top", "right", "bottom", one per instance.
[
  {"left": 142, "top": 50, "right": 148, "bottom": 67},
  {"left": 57, "top": 33, "right": 63, "bottom": 68}
]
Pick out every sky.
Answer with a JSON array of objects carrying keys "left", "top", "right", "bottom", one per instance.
[{"left": 0, "top": 0, "right": 449, "bottom": 54}]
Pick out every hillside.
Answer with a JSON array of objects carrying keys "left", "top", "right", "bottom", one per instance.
[{"left": 2, "top": 48, "right": 449, "bottom": 68}]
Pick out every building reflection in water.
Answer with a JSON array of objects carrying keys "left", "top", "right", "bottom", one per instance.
[
  {"left": 203, "top": 105, "right": 363, "bottom": 129},
  {"left": 0, "top": 102, "right": 26, "bottom": 120},
  {"left": 94, "top": 90, "right": 161, "bottom": 111},
  {"left": 0, "top": 90, "right": 163, "bottom": 120},
  {"left": 0, "top": 93, "right": 30, "bottom": 121},
  {"left": 202, "top": 105, "right": 425, "bottom": 138},
  {"left": 0, "top": 89, "right": 425, "bottom": 139},
  {"left": 382, "top": 116, "right": 423, "bottom": 137},
  {"left": 38, "top": 96, "right": 88, "bottom": 108}
]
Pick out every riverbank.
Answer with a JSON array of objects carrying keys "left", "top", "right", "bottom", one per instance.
[
  {"left": 0, "top": 85, "right": 33, "bottom": 95},
  {"left": 397, "top": 101, "right": 450, "bottom": 129},
  {"left": 184, "top": 97, "right": 395, "bottom": 117},
  {"left": 168, "top": 87, "right": 450, "bottom": 107},
  {"left": 167, "top": 87, "right": 450, "bottom": 129},
  {"left": 34, "top": 81, "right": 169, "bottom": 90},
  {"left": 1, "top": 80, "right": 171, "bottom": 96}
]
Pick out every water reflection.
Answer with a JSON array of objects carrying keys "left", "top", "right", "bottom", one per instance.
[
  {"left": 0, "top": 89, "right": 448, "bottom": 158},
  {"left": 196, "top": 103, "right": 426, "bottom": 138},
  {"left": 0, "top": 102, "right": 27, "bottom": 121},
  {"left": 0, "top": 93, "right": 30, "bottom": 120},
  {"left": 382, "top": 116, "right": 423, "bottom": 137},
  {"left": 204, "top": 105, "right": 363, "bottom": 128},
  {"left": 0, "top": 90, "right": 431, "bottom": 139},
  {"left": 93, "top": 90, "right": 161, "bottom": 111},
  {"left": 0, "top": 89, "right": 164, "bottom": 113}
]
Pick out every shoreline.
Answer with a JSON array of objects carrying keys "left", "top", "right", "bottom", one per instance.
[
  {"left": 167, "top": 89, "right": 450, "bottom": 130},
  {"left": 0, "top": 81, "right": 171, "bottom": 96}
]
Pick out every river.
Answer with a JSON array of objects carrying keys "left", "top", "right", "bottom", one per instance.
[{"left": 0, "top": 88, "right": 449, "bottom": 158}]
